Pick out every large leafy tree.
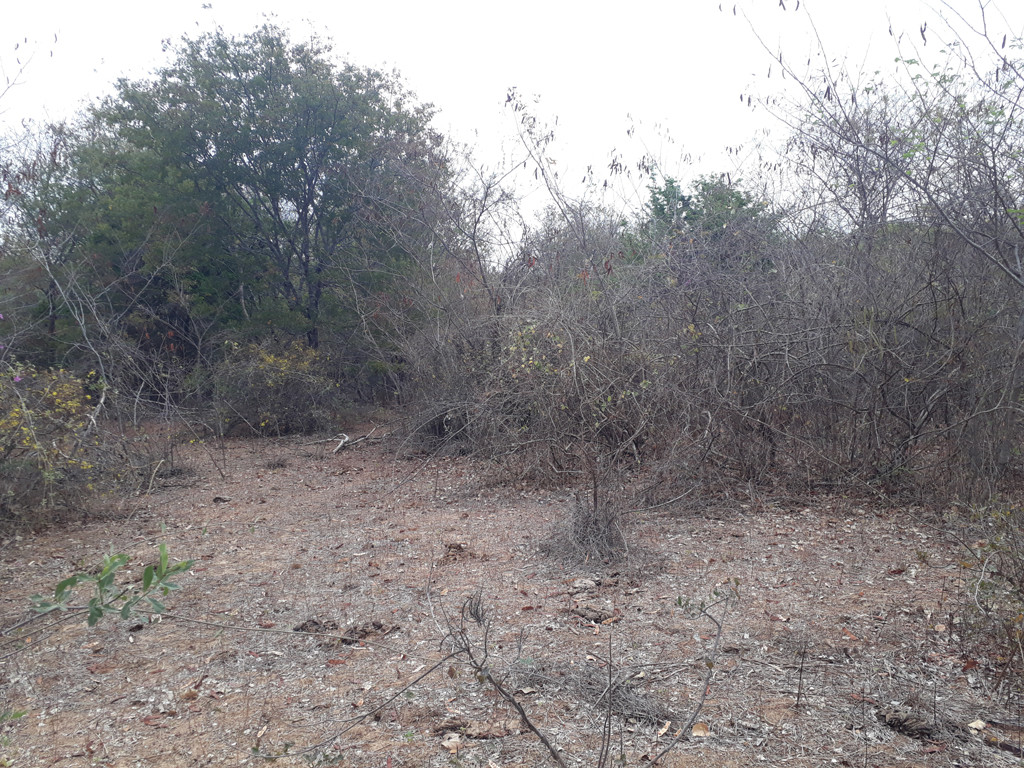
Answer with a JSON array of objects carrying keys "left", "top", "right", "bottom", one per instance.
[
  {"left": 89, "top": 24, "right": 445, "bottom": 349},
  {"left": 0, "top": 24, "right": 452, "bottom": 412}
]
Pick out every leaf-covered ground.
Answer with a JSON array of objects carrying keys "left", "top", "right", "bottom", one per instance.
[{"left": 1, "top": 432, "right": 1021, "bottom": 767}]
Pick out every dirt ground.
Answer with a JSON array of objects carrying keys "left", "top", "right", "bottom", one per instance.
[{"left": 2, "top": 429, "right": 1023, "bottom": 767}]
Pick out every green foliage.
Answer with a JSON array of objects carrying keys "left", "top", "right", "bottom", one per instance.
[
  {"left": 645, "top": 175, "right": 692, "bottom": 235},
  {"left": 90, "top": 24, "right": 443, "bottom": 351},
  {"left": 688, "top": 176, "right": 761, "bottom": 236},
  {"left": 644, "top": 174, "right": 761, "bottom": 235},
  {"left": 0, "top": 25, "right": 451, "bottom": 415},
  {"left": 31, "top": 543, "right": 192, "bottom": 627},
  {"left": 635, "top": 174, "right": 773, "bottom": 269},
  {"left": 0, "top": 706, "right": 26, "bottom": 763},
  {"left": 0, "top": 709, "right": 25, "bottom": 725}
]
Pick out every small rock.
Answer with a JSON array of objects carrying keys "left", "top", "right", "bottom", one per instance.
[{"left": 571, "top": 578, "right": 597, "bottom": 594}]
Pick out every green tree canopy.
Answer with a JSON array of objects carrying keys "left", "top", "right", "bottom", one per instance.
[
  {"left": 0, "top": 24, "right": 454, "bottom": 411},
  {"left": 89, "top": 24, "right": 445, "bottom": 349}
]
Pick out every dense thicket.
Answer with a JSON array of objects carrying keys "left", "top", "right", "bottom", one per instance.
[
  {"left": 2, "top": 21, "right": 1024, "bottom": 526},
  {"left": 390, "top": 53, "right": 1024, "bottom": 509}
]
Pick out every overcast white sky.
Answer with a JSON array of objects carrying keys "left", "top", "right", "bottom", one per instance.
[{"left": 3, "top": 1, "right": 1022, "bottom": 212}]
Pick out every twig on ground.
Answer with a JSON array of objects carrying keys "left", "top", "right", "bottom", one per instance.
[
  {"left": 300, "top": 426, "right": 382, "bottom": 452},
  {"left": 651, "top": 593, "right": 733, "bottom": 765},
  {"left": 446, "top": 593, "right": 568, "bottom": 768},
  {"left": 334, "top": 425, "right": 378, "bottom": 452}
]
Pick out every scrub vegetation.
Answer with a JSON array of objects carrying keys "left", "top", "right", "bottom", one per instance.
[{"left": 4, "top": 9, "right": 1024, "bottom": 765}]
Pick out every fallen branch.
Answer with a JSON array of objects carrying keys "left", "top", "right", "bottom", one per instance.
[
  {"left": 301, "top": 426, "right": 381, "bottom": 452},
  {"left": 334, "top": 426, "right": 379, "bottom": 453}
]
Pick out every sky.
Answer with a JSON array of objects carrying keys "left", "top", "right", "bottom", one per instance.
[{"left": 2, "top": 1, "right": 1023, "bottom": 214}]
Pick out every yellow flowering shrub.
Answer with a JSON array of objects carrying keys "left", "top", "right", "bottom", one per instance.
[
  {"left": 503, "top": 324, "right": 564, "bottom": 380},
  {"left": 0, "top": 362, "right": 98, "bottom": 518},
  {"left": 214, "top": 341, "right": 344, "bottom": 435}
]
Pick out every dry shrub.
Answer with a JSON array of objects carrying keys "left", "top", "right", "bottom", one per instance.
[
  {"left": 211, "top": 341, "right": 347, "bottom": 436},
  {"left": 952, "top": 503, "right": 1024, "bottom": 691},
  {"left": 0, "top": 361, "right": 97, "bottom": 521},
  {"left": 392, "top": 193, "right": 1024, "bottom": 510},
  {"left": 0, "top": 361, "right": 157, "bottom": 526},
  {"left": 550, "top": 485, "right": 630, "bottom": 565}
]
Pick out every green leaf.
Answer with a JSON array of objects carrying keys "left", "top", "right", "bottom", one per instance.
[
  {"left": 148, "top": 597, "right": 166, "bottom": 614},
  {"left": 87, "top": 603, "right": 104, "bottom": 627},
  {"left": 159, "top": 543, "right": 168, "bottom": 576},
  {"left": 142, "top": 564, "right": 155, "bottom": 593},
  {"left": 32, "top": 598, "right": 57, "bottom": 614},
  {"left": 54, "top": 575, "right": 79, "bottom": 600}
]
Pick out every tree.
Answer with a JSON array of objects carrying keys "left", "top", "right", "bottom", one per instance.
[
  {"left": 0, "top": 24, "right": 454, "bottom": 419},
  {"left": 638, "top": 174, "right": 775, "bottom": 270},
  {"left": 90, "top": 24, "right": 445, "bottom": 350}
]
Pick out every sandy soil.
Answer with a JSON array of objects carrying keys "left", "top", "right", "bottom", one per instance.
[{"left": 1, "top": 431, "right": 1022, "bottom": 767}]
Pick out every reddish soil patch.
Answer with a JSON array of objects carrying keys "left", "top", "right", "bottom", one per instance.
[{"left": 1, "top": 433, "right": 1021, "bottom": 766}]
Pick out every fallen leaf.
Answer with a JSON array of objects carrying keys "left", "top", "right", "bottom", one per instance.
[
  {"left": 691, "top": 722, "right": 710, "bottom": 738},
  {"left": 465, "top": 718, "right": 518, "bottom": 739},
  {"left": 326, "top": 658, "right": 346, "bottom": 666},
  {"left": 441, "top": 732, "right": 462, "bottom": 754},
  {"left": 968, "top": 719, "right": 988, "bottom": 731},
  {"left": 657, "top": 720, "right": 671, "bottom": 737}
]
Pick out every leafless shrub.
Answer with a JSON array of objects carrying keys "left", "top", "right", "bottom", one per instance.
[{"left": 540, "top": 472, "right": 631, "bottom": 566}]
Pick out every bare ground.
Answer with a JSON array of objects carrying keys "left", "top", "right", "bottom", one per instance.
[{"left": 1, "top": 431, "right": 1022, "bottom": 767}]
